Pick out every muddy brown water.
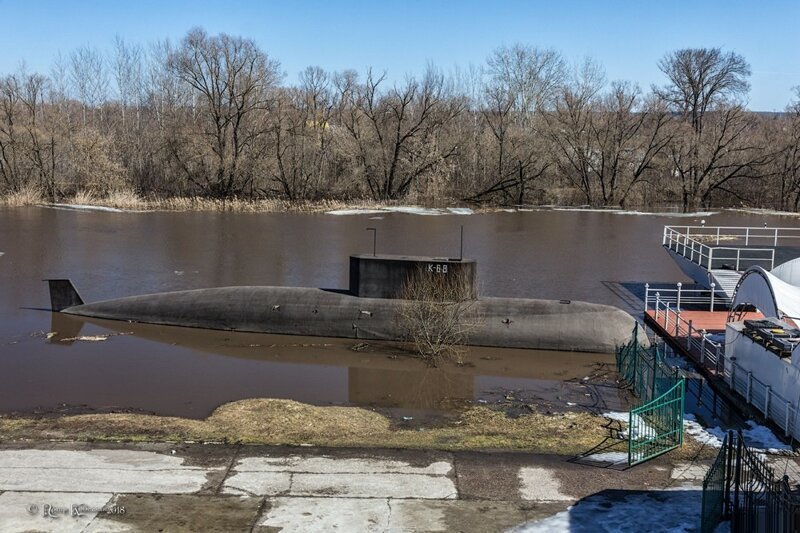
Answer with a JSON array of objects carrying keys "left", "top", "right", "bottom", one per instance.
[{"left": 0, "top": 206, "right": 796, "bottom": 419}]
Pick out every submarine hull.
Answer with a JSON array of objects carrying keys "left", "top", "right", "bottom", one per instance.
[{"left": 61, "top": 286, "right": 638, "bottom": 353}]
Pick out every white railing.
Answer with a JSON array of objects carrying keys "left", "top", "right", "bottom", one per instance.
[
  {"left": 651, "top": 295, "right": 800, "bottom": 440},
  {"left": 644, "top": 282, "right": 732, "bottom": 312},
  {"left": 663, "top": 226, "right": 777, "bottom": 271}
]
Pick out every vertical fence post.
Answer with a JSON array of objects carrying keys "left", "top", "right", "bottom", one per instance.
[
  {"left": 736, "top": 249, "right": 741, "bottom": 271},
  {"left": 675, "top": 310, "right": 681, "bottom": 336},
  {"left": 724, "top": 431, "right": 733, "bottom": 517},
  {"left": 746, "top": 372, "right": 752, "bottom": 403},
  {"left": 733, "top": 435, "right": 743, "bottom": 528},
  {"left": 710, "top": 283, "right": 716, "bottom": 312},
  {"left": 765, "top": 386, "right": 771, "bottom": 417},
  {"left": 687, "top": 320, "right": 693, "bottom": 350},
  {"left": 786, "top": 401, "right": 792, "bottom": 437},
  {"left": 745, "top": 227, "right": 750, "bottom": 245},
  {"left": 676, "top": 282, "right": 682, "bottom": 310},
  {"left": 774, "top": 228, "right": 779, "bottom": 247},
  {"left": 644, "top": 283, "right": 650, "bottom": 312},
  {"left": 665, "top": 302, "right": 670, "bottom": 331},
  {"left": 716, "top": 227, "right": 721, "bottom": 245}
]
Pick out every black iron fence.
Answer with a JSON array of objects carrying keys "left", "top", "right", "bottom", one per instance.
[{"left": 702, "top": 430, "right": 800, "bottom": 532}]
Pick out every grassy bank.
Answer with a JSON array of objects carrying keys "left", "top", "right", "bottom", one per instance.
[{"left": 0, "top": 398, "right": 714, "bottom": 459}]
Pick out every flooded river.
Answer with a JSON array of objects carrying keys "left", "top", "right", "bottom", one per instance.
[{"left": 0, "top": 206, "right": 796, "bottom": 418}]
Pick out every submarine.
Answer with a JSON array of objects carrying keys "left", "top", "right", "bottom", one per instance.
[{"left": 47, "top": 254, "right": 639, "bottom": 353}]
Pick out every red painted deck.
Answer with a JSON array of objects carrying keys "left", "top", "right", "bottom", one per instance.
[{"left": 644, "top": 309, "right": 764, "bottom": 376}]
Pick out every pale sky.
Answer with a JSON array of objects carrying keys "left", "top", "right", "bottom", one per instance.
[{"left": 1, "top": 0, "right": 798, "bottom": 110}]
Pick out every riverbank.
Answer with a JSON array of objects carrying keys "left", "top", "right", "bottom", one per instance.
[
  {"left": 0, "top": 398, "right": 717, "bottom": 462},
  {"left": 6, "top": 186, "right": 795, "bottom": 217}
]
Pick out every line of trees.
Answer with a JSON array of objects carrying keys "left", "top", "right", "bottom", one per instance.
[{"left": 2, "top": 27, "right": 799, "bottom": 211}]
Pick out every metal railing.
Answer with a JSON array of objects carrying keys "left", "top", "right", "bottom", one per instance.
[
  {"left": 663, "top": 226, "right": 779, "bottom": 271},
  {"left": 650, "top": 296, "right": 800, "bottom": 442},
  {"left": 702, "top": 430, "right": 800, "bottom": 533},
  {"left": 644, "top": 283, "right": 732, "bottom": 312},
  {"left": 628, "top": 379, "right": 685, "bottom": 466}
]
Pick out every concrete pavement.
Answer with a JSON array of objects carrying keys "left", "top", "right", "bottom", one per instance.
[{"left": 0, "top": 441, "right": 711, "bottom": 532}]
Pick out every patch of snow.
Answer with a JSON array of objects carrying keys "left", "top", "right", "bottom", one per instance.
[
  {"left": 325, "top": 206, "right": 474, "bottom": 216},
  {"left": 683, "top": 414, "right": 791, "bottom": 452},
  {"left": 510, "top": 487, "right": 701, "bottom": 533},
  {"left": 325, "top": 208, "right": 386, "bottom": 216},
  {"left": 46, "top": 203, "right": 125, "bottom": 213},
  {"left": 603, "top": 411, "right": 656, "bottom": 440},
  {"left": 59, "top": 335, "right": 109, "bottom": 342},
  {"left": 581, "top": 452, "right": 628, "bottom": 464},
  {"left": 683, "top": 414, "right": 724, "bottom": 448}
]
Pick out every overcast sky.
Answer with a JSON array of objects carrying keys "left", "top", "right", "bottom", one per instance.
[{"left": 1, "top": 0, "right": 798, "bottom": 110}]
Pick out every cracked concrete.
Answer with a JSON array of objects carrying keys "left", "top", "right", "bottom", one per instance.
[{"left": 0, "top": 442, "right": 712, "bottom": 532}]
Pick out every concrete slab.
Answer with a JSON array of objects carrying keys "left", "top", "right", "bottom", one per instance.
[
  {"left": 0, "top": 491, "right": 113, "bottom": 533},
  {"left": 233, "top": 455, "right": 453, "bottom": 475},
  {"left": 670, "top": 462, "right": 710, "bottom": 483},
  {"left": 0, "top": 449, "right": 217, "bottom": 493},
  {"left": 291, "top": 473, "right": 458, "bottom": 499},
  {"left": 518, "top": 467, "right": 573, "bottom": 501},
  {"left": 258, "top": 497, "right": 390, "bottom": 532},
  {"left": 84, "top": 494, "right": 264, "bottom": 533},
  {"left": 222, "top": 471, "right": 292, "bottom": 496}
]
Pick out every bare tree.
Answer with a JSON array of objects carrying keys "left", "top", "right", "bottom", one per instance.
[
  {"left": 169, "top": 28, "right": 281, "bottom": 197},
  {"left": 656, "top": 48, "right": 751, "bottom": 133},
  {"left": 340, "top": 66, "right": 463, "bottom": 200},
  {"left": 70, "top": 46, "right": 109, "bottom": 126}
]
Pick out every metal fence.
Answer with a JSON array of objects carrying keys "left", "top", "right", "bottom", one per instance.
[
  {"left": 701, "top": 432, "right": 728, "bottom": 533},
  {"left": 616, "top": 325, "right": 685, "bottom": 465},
  {"left": 663, "top": 226, "right": 778, "bottom": 271},
  {"left": 628, "top": 379, "right": 685, "bottom": 466},
  {"left": 648, "top": 296, "right": 800, "bottom": 442},
  {"left": 702, "top": 430, "right": 800, "bottom": 533}
]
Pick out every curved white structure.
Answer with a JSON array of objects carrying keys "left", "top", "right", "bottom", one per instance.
[{"left": 731, "top": 266, "right": 800, "bottom": 320}]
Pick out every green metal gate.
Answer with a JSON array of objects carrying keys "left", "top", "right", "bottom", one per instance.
[
  {"left": 617, "top": 324, "right": 686, "bottom": 466},
  {"left": 628, "top": 378, "right": 685, "bottom": 465}
]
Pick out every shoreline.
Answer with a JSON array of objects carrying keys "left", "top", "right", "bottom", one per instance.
[{"left": 2, "top": 192, "right": 795, "bottom": 217}]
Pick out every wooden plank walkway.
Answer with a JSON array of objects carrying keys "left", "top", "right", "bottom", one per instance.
[{"left": 644, "top": 309, "right": 763, "bottom": 377}]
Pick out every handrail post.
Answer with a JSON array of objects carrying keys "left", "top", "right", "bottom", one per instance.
[
  {"left": 686, "top": 319, "right": 693, "bottom": 350},
  {"left": 700, "top": 332, "right": 707, "bottom": 363},
  {"left": 662, "top": 226, "right": 667, "bottom": 246},
  {"left": 736, "top": 249, "right": 741, "bottom": 271},
  {"left": 770, "top": 249, "right": 775, "bottom": 271},
  {"left": 655, "top": 293, "right": 661, "bottom": 321},
  {"left": 710, "top": 283, "right": 716, "bottom": 312},
  {"left": 675, "top": 309, "right": 681, "bottom": 336},
  {"left": 716, "top": 227, "right": 720, "bottom": 245},
  {"left": 774, "top": 228, "right": 779, "bottom": 247},
  {"left": 676, "top": 282, "right": 682, "bottom": 310},
  {"left": 745, "top": 227, "right": 750, "bottom": 245},
  {"left": 664, "top": 302, "right": 670, "bottom": 331},
  {"left": 708, "top": 247, "right": 714, "bottom": 270},
  {"left": 644, "top": 283, "right": 650, "bottom": 312}
]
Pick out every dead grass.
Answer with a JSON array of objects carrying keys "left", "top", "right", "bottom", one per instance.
[
  {"left": 1, "top": 185, "right": 44, "bottom": 206},
  {"left": 0, "top": 398, "right": 717, "bottom": 459}
]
